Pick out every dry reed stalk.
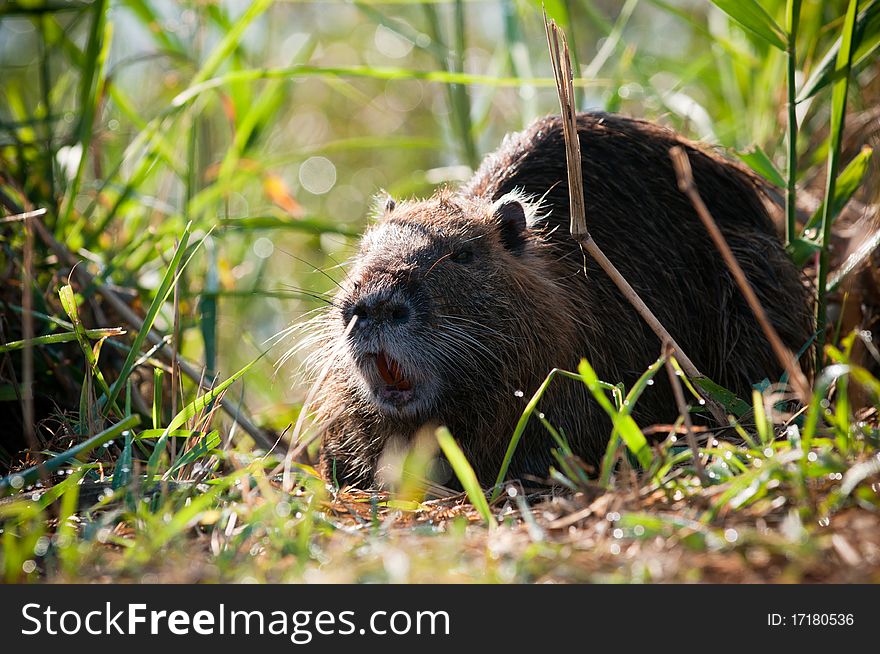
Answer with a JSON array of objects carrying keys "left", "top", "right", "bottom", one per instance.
[
  {"left": 543, "top": 13, "right": 727, "bottom": 425},
  {"left": 663, "top": 344, "right": 709, "bottom": 485},
  {"left": 669, "top": 146, "right": 812, "bottom": 406}
]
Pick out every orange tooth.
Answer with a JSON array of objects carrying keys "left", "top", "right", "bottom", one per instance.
[
  {"left": 377, "top": 352, "right": 411, "bottom": 389},
  {"left": 377, "top": 352, "right": 396, "bottom": 385}
]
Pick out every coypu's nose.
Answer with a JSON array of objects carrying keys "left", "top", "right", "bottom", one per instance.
[{"left": 350, "top": 293, "right": 411, "bottom": 327}]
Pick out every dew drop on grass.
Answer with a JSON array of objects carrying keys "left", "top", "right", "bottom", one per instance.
[
  {"left": 275, "top": 501, "right": 292, "bottom": 518},
  {"left": 10, "top": 475, "right": 24, "bottom": 489},
  {"left": 612, "top": 528, "right": 624, "bottom": 539},
  {"left": 506, "top": 486, "right": 518, "bottom": 498},
  {"left": 818, "top": 516, "right": 831, "bottom": 527},
  {"left": 513, "top": 390, "right": 524, "bottom": 398},
  {"left": 698, "top": 399, "right": 706, "bottom": 405},
  {"left": 646, "top": 379, "right": 654, "bottom": 386},
  {"left": 633, "top": 525, "right": 645, "bottom": 537},
  {"left": 763, "top": 448, "right": 773, "bottom": 458},
  {"left": 22, "top": 560, "right": 36, "bottom": 574},
  {"left": 807, "top": 452, "right": 817, "bottom": 462},
  {"left": 724, "top": 528, "right": 738, "bottom": 543},
  {"left": 609, "top": 543, "right": 621, "bottom": 555}
]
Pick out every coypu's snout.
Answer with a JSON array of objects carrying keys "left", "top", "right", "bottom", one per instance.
[
  {"left": 350, "top": 292, "right": 411, "bottom": 327},
  {"left": 343, "top": 285, "right": 425, "bottom": 414}
]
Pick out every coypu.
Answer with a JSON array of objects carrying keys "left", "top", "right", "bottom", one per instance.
[{"left": 309, "top": 112, "right": 814, "bottom": 489}]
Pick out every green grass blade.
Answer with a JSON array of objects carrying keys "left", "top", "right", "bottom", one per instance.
[
  {"left": 490, "top": 368, "right": 590, "bottom": 500},
  {"left": 152, "top": 368, "right": 164, "bottom": 429},
  {"left": 784, "top": 0, "right": 802, "bottom": 247},
  {"left": 165, "top": 352, "right": 266, "bottom": 434},
  {"left": 436, "top": 427, "right": 493, "bottom": 526},
  {"left": 709, "top": 0, "right": 787, "bottom": 50},
  {"left": 796, "top": 0, "right": 880, "bottom": 102},
  {"left": 599, "top": 354, "right": 666, "bottom": 487},
  {"left": 802, "top": 145, "right": 873, "bottom": 235},
  {"left": 146, "top": 350, "right": 267, "bottom": 478},
  {"left": 816, "top": 0, "right": 860, "bottom": 371},
  {"left": 59, "top": 284, "right": 122, "bottom": 417},
  {"left": 0, "top": 327, "right": 124, "bottom": 353},
  {"left": 692, "top": 376, "right": 749, "bottom": 418},
  {"left": 579, "top": 359, "right": 652, "bottom": 469},
  {"left": 56, "top": 0, "right": 109, "bottom": 233},
  {"left": 103, "top": 223, "right": 192, "bottom": 414},
  {"left": 165, "top": 430, "right": 220, "bottom": 479},
  {"left": 737, "top": 144, "right": 786, "bottom": 188},
  {"left": 111, "top": 428, "right": 133, "bottom": 490}
]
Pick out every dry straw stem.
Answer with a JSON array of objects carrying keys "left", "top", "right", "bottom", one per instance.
[
  {"left": 0, "top": 191, "right": 274, "bottom": 450},
  {"left": 16, "top": 201, "right": 50, "bottom": 489},
  {"left": 663, "top": 344, "right": 709, "bottom": 486},
  {"left": 543, "top": 14, "right": 726, "bottom": 425},
  {"left": 669, "top": 146, "right": 811, "bottom": 406}
]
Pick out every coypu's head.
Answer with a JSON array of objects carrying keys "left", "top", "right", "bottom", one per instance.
[
  {"left": 309, "top": 186, "right": 585, "bottom": 488},
  {"left": 328, "top": 189, "right": 546, "bottom": 424}
]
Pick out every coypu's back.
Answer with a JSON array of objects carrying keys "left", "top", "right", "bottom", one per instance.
[
  {"left": 315, "top": 112, "right": 814, "bottom": 489},
  {"left": 464, "top": 112, "right": 814, "bottom": 392}
]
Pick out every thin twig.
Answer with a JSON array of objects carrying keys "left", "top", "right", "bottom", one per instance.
[
  {"left": 669, "top": 146, "right": 812, "bottom": 406},
  {"left": 543, "top": 13, "right": 726, "bottom": 426},
  {"left": 0, "top": 207, "right": 47, "bottom": 224},
  {"left": 7, "top": 200, "right": 51, "bottom": 489},
  {"left": 663, "top": 343, "right": 709, "bottom": 486}
]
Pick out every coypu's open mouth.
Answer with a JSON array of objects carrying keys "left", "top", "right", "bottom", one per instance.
[{"left": 373, "top": 351, "right": 414, "bottom": 407}]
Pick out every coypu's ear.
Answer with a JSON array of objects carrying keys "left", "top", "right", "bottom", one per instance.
[
  {"left": 492, "top": 198, "right": 528, "bottom": 255},
  {"left": 383, "top": 195, "right": 396, "bottom": 213}
]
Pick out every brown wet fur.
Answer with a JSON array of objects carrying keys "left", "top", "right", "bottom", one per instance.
[{"left": 310, "top": 112, "right": 815, "bottom": 489}]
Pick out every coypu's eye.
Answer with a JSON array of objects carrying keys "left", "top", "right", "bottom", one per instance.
[{"left": 451, "top": 248, "right": 473, "bottom": 264}]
